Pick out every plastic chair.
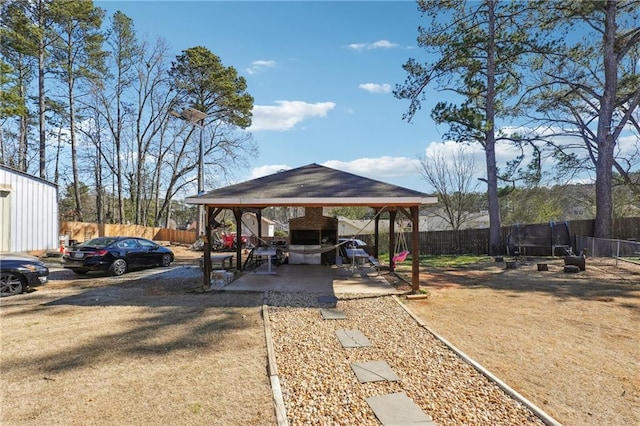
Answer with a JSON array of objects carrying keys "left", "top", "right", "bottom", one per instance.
[{"left": 335, "top": 254, "right": 352, "bottom": 276}]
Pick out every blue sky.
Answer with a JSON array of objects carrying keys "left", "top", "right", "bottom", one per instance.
[{"left": 93, "top": 0, "right": 538, "bottom": 194}]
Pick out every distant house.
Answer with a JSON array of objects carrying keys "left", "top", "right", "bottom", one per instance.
[
  {"left": 0, "top": 165, "right": 59, "bottom": 253},
  {"left": 335, "top": 209, "right": 490, "bottom": 237},
  {"left": 241, "top": 212, "right": 276, "bottom": 243},
  {"left": 336, "top": 216, "right": 390, "bottom": 237},
  {"left": 419, "top": 209, "right": 490, "bottom": 232}
]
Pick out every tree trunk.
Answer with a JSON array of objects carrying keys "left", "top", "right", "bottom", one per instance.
[
  {"left": 593, "top": 0, "right": 618, "bottom": 239},
  {"left": 68, "top": 74, "right": 83, "bottom": 221},
  {"left": 38, "top": 0, "right": 46, "bottom": 179},
  {"left": 485, "top": 0, "right": 501, "bottom": 256},
  {"left": 95, "top": 136, "right": 103, "bottom": 223},
  {"left": 116, "top": 145, "right": 124, "bottom": 223},
  {"left": 19, "top": 115, "right": 28, "bottom": 171},
  {"left": 18, "top": 68, "right": 28, "bottom": 171},
  {"left": 54, "top": 127, "right": 63, "bottom": 187}
]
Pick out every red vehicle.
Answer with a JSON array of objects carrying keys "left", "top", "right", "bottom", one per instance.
[{"left": 218, "top": 231, "right": 248, "bottom": 250}]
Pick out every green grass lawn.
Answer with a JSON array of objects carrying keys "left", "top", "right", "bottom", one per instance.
[{"left": 379, "top": 253, "right": 490, "bottom": 269}]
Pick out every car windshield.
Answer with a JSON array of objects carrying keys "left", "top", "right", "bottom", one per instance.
[
  {"left": 339, "top": 238, "right": 366, "bottom": 246},
  {"left": 77, "top": 237, "right": 119, "bottom": 248}
]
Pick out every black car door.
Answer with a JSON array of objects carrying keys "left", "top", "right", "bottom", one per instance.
[
  {"left": 136, "top": 238, "right": 162, "bottom": 266},
  {"left": 117, "top": 238, "right": 146, "bottom": 268}
]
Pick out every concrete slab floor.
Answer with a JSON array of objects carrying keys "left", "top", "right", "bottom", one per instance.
[{"left": 222, "top": 264, "right": 402, "bottom": 296}]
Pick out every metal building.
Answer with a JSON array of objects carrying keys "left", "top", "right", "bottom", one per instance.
[{"left": 0, "top": 165, "right": 59, "bottom": 253}]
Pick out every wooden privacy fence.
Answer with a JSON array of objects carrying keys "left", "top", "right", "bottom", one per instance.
[
  {"left": 59, "top": 221, "right": 197, "bottom": 245},
  {"left": 61, "top": 216, "right": 640, "bottom": 255},
  {"left": 397, "top": 217, "right": 640, "bottom": 256}
]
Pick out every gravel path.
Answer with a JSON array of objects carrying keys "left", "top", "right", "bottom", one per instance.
[{"left": 268, "top": 293, "right": 546, "bottom": 426}]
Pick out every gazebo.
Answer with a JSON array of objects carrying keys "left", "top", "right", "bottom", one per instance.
[{"left": 185, "top": 163, "right": 437, "bottom": 291}]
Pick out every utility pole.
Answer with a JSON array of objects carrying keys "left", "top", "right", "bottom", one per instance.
[{"left": 170, "top": 107, "right": 208, "bottom": 237}]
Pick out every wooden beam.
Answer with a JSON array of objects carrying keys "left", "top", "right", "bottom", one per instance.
[
  {"left": 233, "top": 208, "right": 244, "bottom": 271},
  {"left": 202, "top": 206, "right": 212, "bottom": 292},
  {"left": 411, "top": 205, "right": 420, "bottom": 292},
  {"left": 257, "top": 209, "right": 263, "bottom": 246},
  {"left": 389, "top": 210, "right": 397, "bottom": 270},
  {"left": 397, "top": 207, "right": 412, "bottom": 221},
  {"left": 373, "top": 208, "right": 380, "bottom": 258}
]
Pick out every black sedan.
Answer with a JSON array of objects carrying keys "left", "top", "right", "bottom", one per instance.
[
  {"left": 62, "top": 236, "right": 174, "bottom": 276},
  {"left": 0, "top": 253, "right": 50, "bottom": 297}
]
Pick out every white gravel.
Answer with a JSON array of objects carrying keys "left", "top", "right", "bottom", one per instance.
[{"left": 268, "top": 293, "right": 546, "bottom": 425}]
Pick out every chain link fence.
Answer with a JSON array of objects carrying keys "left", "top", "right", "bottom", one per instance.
[{"left": 575, "top": 236, "right": 640, "bottom": 261}]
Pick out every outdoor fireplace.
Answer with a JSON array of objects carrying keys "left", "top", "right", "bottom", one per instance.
[{"left": 288, "top": 207, "right": 337, "bottom": 264}]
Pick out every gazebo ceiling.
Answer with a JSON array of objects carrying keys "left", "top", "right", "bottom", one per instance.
[{"left": 185, "top": 163, "right": 437, "bottom": 208}]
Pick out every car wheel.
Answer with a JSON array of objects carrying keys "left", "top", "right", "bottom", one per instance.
[
  {"left": 73, "top": 270, "right": 89, "bottom": 275},
  {"left": 160, "top": 253, "right": 172, "bottom": 267},
  {"left": 0, "top": 272, "right": 25, "bottom": 297},
  {"left": 109, "top": 259, "right": 127, "bottom": 276}
]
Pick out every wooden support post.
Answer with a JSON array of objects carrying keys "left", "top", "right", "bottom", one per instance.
[
  {"left": 233, "top": 208, "right": 244, "bottom": 271},
  {"left": 389, "top": 210, "right": 397, "bottom": 271},
  {"left": 256, "top": 210, "right": 262, "bottom": 247},
  {"left": 373, "top": 208, "right": 380, "bottom": 259},
  {"left": 203, "top": 206, "right": 212, "bottom": 292},
  {"left": 411, "top": 205, "right": 420, "bottom": 293}
]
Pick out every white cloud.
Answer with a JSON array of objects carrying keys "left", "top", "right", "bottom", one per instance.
[
  {"left": 616, "top": 133, "right": 639, "bottom": 156},
  {"left": 249, "top": 164, "right": 292, "bottom": 179},
  {"left": 347, "top": 42, "right": 368, "bottom": 51},
  {"left": 424, "top": 140, "right": 483, "bottom": 158},
  {"left": 246, "top": 157, "right": 420, "bottom": 187},
  {"left": 359, "top": 83, "right": 391, "bottom": 94},
  {"left": 322, "top": 157, "right": 420, "bottom": 180},
  {"left": 346, "top": 39, "right": 399, "bottom": 51},
  {"left": 423, "top": 139, "right": 513, "bottom": 181},
  {"left": 370, "top": 40, "right": 398, "bottom": 49},
  {"left": 246, "top": 59, "right": 276, "bottom": 75},
  {"left": 249, "top": 100, "right": 336, "bottom": 132}
]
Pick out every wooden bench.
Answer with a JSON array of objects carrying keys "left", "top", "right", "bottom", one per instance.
[
  {"left": 368, "top": 256, "right": 381, "bottom": 275},
  {"left": 200, "top": 254, "right": 234, "bottom": 271}
]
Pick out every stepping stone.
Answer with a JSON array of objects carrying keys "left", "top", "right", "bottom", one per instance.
[
  {"left": 366, "top": 392, "right": 436, "bottom": 426},
  {"left": 336, "top": 329, "right": 371, "bottom": 348},
  {"left": 320, "top": 308, "right": 347, "bottom": 320},
  {"left": 350, "top": 361, "right": 399, "bottom": 383},
  {"left": 318, "top": 295, "right": 338, "bottom": 304}
]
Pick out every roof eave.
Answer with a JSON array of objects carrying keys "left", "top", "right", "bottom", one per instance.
[{"left": 184, "top": 196, "right": 438, "bottom": 207}]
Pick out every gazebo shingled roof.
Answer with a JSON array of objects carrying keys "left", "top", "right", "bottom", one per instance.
[
  {"left": 185, "top": 163, "right": 435, "bottom": 207},
  {"left": 185, "top": 163, "right": 437, "bottom": 292}
]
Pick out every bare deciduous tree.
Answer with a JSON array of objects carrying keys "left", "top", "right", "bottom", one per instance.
[{"left": 418, "top": 147, "right": 480, "bottom": 251}]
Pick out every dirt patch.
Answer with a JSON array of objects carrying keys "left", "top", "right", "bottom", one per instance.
[{"left": 399, "top": 257, "right": 640, "bottom": 426}]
